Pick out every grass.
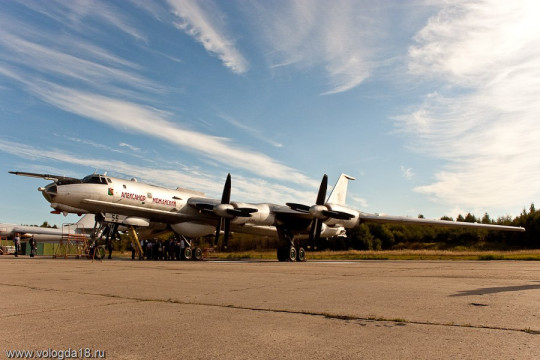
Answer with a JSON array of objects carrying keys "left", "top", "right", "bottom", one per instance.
[{"left": 205, "top": 249, "right": 540, "bottom": 261}]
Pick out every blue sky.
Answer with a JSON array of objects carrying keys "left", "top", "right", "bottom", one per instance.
[{"left": 1, "top": 0, "right": 539, "bottom": 227}]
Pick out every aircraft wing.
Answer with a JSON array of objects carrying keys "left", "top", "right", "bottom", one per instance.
[
  {"left": 357, "top": 213, "right": 525, "bottom": 232},
  {"left": 11, "top": 226, "right": 64, "bottom": 236},
  {"left": 9, "top": 171, "right": 79, "bottom": 183}
]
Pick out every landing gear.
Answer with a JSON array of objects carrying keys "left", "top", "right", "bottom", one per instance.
[
  {"left": 276, "top": 226, "right": 307, "bottom": 262},
  {"left": 178, "top": 236, "right": 204, "bottom": 261}
]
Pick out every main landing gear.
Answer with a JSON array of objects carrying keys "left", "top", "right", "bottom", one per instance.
[
  {"left": 178, "top": 235, "right": 204, "bottom": 261},
  {"left": 276, "top": 227, "right": 306, "bottom": 262}
]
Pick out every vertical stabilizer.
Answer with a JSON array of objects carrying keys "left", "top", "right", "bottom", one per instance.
[
  {"left": 66, "top": 214, "right": 96, "bottom": 233},
  {"left": 327, "top": 174, "right": 355, "bottom": 205}
]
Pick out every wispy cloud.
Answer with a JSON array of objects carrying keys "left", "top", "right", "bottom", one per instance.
[
  {"left": 167, "top": 0, "right": 248, "bottom": 74},
  {"left": 119, "top": 143, "right": 141, "bottom": 152},
  {"left": 217, "top": 113, "right": 283, "bottom": 148},
  {"left": 401, "top": 1, "right": 540, "bottom": 213},
  {"left": 246, "top": 0, "right": 384, "bottom": 94},
  {"left": 19, "top": 0, "right": 147, "bottom": 42},
  {"left": 0, "top": 18, "right": 160, "bottom": 95},
  {"left": 24, "top": 82, "right": 315, "bottom": 187},
  {"left": 400, "top": 166, "right": 414, "bottom": 180}
]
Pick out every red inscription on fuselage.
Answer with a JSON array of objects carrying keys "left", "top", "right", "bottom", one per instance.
[
  {"left": 152, "top": 198, "right": 177, "bottom": 207},
  {"left": 121, "top": 192, "right": 146, "bottom": 202}
]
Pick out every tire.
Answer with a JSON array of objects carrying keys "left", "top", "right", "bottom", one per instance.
[
  {"left": 297, "top": 247, "right": 306, "bottom": 262},
  {"left": 193, "top": 247, "right": 203, "bottom": 261},
  {"left": 288, "top": 246, "right": 297, "bottom": 262},
  {"left": 183, "top": 247, "right": 192, "bottom": 260}
]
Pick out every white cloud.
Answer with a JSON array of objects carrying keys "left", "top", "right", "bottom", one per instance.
[
  {"left": 167, "top": 0, "right": 248, "bottom": 74},
  {"left": 402, "top": 0, "right": 540, "bottom": 214},
  {"left": 247, "top": 0, "right": 382, "bottom": 94},
  {"left": 400, "top": 166, "right": 414, "bottom": 180}
]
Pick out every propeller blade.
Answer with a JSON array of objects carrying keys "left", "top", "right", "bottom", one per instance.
[
  {"left": 214, "top": 219, "right": 221, "bottom": 247},
  {"left": 309, "top": 219, "right": 317, "bottom": 243},
  {"left": 215, "top": 173, "right": 232, "bottom": 248},
  {"left": 286, "top": 203, "right": 310, "bottom": 212},
  {"left": 225, "top": 207, "right": 258, "bottom": 217},
  {"left": 322, "top": 210, "right": 355, "bottom": 220},
  {"left": 308, "top": 174, "right": 328, "bottom": 247},
  {"left": 223, "top": 218, "right": 230, "bottom": 249},
  {"left": 314, "top": 218, "right": 323, "bottom": 241},
  {"left": 221, "top": 173, "right": 231, "bottom": 204},
  {"left": 316, "top": 174, "right": 328, "bottom": 205}
]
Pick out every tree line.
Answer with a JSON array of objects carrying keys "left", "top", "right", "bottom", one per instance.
[{"left": 320, "top": 203, "right": 540, "bottom": 251}]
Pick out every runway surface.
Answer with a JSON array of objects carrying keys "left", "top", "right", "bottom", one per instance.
[{"left": 1, "top": 258, "right": 538, "bottom": 359}]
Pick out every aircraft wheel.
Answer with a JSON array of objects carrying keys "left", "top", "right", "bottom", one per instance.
[
  {"left": 183, "top": 247, "right": 192, "bottom": 260},
  {"left": 297, "top": 247, "right": 306, "bottom": 262},
  {"left": 277, "top": 247, "right": 288, "bottom": 262},
  {"left": 288, "top": 246, "right": 297, "bottom": 262},
  {"left": 193, "top": 247, "right": 203, "bottom": 261}
]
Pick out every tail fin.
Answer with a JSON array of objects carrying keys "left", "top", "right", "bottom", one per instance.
[
  {"left": 76, "top": 214, "right": 95, "bottom": 227},
  {"left": 327, "top": 174, "right": 355, "bottom": 205}
]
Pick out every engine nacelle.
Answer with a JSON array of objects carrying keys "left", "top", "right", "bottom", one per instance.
[
  {"left": 231, "top": 203, "right": 274, "bottom": 226},
  {"left": 171, "top": 222, "right": 216, "bottom": 237},
  {"left": 321, "top": 225, "right": 346, "bottom": 237},
  {"left": 325, "top": 204, "right": 359, "bottom": 227}
]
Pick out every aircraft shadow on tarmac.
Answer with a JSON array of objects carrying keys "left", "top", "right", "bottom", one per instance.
[{"left": 450, "top": 282, "right": 540, "bottom": 297}]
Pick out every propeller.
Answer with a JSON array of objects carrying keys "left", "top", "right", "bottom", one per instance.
[
  {"left": 212, "top": 174, "right": 258, "bottom": 249},
  {"left": 286, "top": 174, "right": 355, "bottom": 247}
]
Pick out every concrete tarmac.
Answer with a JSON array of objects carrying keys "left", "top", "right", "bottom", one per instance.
[{"left": 0, "top": 257, "right": 538, "bottom": 359}]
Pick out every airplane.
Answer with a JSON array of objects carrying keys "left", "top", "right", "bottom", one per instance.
[
  {"left": 0, "top": 214, "right": 94, "bottom": 242},
  {"left": 9, "top": 171, "right": 525, "bottom": 261}
]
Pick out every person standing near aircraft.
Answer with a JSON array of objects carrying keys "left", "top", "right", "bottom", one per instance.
[
  {"left": 106, "top": 239, "right": 113, "bottom": 260},
  {"left": 29, "top": 235, "right": 37, "bottom": 257},
  {"left": 13, "top": 233, "right": 20, "bottom": 257},
  {"left": 180, "top": 238, "right": 186, "bottom": 260}
]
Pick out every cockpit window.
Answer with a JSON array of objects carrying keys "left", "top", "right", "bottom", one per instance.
[{"left": 82, "top": 175, "right": 108, "bottom": 185}]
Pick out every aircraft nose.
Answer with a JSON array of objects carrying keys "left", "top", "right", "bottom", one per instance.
[{"left": 40, "top": 183, "right": 57, "bottom": 202}]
